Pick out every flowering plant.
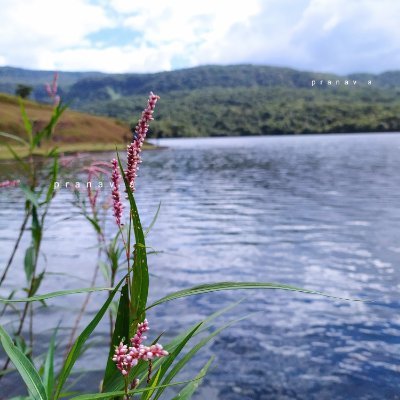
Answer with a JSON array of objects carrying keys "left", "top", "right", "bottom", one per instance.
[{"left": 0, "top": 87, "right": 340, "bottom": 400}]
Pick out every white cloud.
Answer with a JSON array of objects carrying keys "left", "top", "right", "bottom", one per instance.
[
  {"left": 51, "top": 45, "right": 177, "bottom": 73},
  {"left": 189, "top": 0, "right": 400, "bottom": 73},
  {"left": 0, "top": 0, "right": 113, "bottom": 69},
  {"left": 0, "top": 0, "right": 399, "bottom": 73}
]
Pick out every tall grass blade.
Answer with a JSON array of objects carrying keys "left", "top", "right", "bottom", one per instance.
[
  {"left": 24, "top": 246, "right": 35, "bottom": 282},
  {"left": 147, "top": 281, "right": 361, "bottom": 309},
  {"left": 102, "top": 284, "right": 130, "bottom": 393},
  {"left": 45, "top": 156, "right": 59, "bottom": 203},
  {"left": 18, "top": 99, "right": 33, "bottom": 146},
  {"left": 102, "top": 322, "right": 202, "bottom": 393},
  {"left": 141, "top": 322, "right": 202, "bottom": 399},
  {"left": 4, "top": 143, "right": 30, "bottom": 172},
  {"left": 0, "top": 287, "right": 112, "bottom": 303},
  {"left": 0, "top": 325, "right": 47, "bottom": 400},
  {"left": 141, "top": 367, "right": 162, "bottom": 400},
  {"left": 171, "top": 357, "right": 214, "bottom": 400},
  {"left": 69, "top": 376, "right": 208, "bottom": 400},
  {"left": 0, "top": 131, "right": 29, "bottom": 146},
  {"left": 144, "top": 202, "right": 161, "bottom": 237},
  {"left": 43, "top": 327, "right": 58, "bottom": 398},
  {"left": 152, "top": 315, "right": 250, "bottom": 400},
  {"left": 20, "top": 185, "right": 39, "bottom": 209},
  {"left": 32, "top": 103, "right": 68, "bottom": 147},
  {"left": 53, "top": 276, "right": 126, "bottom": 399},
  {"left": 116, "top": 153, "right": 149, "bottom": 324}
]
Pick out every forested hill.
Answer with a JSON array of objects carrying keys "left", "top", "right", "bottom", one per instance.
[{"left": 1, "top": 65, "right": 400, "bottom": 137}]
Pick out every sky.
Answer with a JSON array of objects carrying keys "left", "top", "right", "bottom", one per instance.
[{"left": 0, "top": 0, "right": 399, "bottom": 74}]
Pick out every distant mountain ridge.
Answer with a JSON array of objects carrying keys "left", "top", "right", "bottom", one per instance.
[
  {"left": 1, "top": 64, "right": 400, "bottom": 97},
  {"left": 0, "top": 64, "right": 399, "bottom": 136}
]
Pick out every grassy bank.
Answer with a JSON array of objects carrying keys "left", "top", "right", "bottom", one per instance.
[{"left": 0, "top": 93, "right": 158, "bottom": 160}]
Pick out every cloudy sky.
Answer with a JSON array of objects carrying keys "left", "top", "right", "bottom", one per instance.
[{"left": 0, "top": 0, "right": 399, "bottom": 74}]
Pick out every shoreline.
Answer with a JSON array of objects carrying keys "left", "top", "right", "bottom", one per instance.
[{"left": 0, "top": 141, "right": 165, "bottom": 161}]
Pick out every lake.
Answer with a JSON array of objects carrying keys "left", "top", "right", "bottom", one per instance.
[{"left": 1, "top": 133, "right": 400, "bottom": 399}]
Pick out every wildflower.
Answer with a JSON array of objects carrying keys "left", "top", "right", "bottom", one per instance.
[
  {"left": 59, "top": 155, "right": 75, "bottom": 168},
  {"left": 113, "top": 342, "right": 133, "bottom": 376},
  {"left": 112, "top": 319, "right": 168, "bottom": 377},
  {"left": 0, "top": 180, "right": 20, "bottom": 188},
  {"left": 111, "top": 159, "right": 123, "bottom": 226},
  {"left": 126, "top": 92, "right": 159, "bottom": 191},
  {"left": 45, "top": 72, "right": 60, "bottom": 106},
  {"left": 130, "top": 318, "right": 149, "bottom": 348}
]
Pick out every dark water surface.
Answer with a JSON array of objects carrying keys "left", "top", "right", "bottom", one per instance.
[{"left": 1, "top": 134, "right": 400, "bottom": 399}]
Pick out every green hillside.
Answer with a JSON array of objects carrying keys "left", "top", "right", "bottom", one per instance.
[
  {"left": 1, "top": 65, "right": 400, "bottom": 137},
  {"left": 0, "top": 93, "right": 149, "bottom": 159}
]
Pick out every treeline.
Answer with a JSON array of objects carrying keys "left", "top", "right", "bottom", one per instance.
[{"left": 78, "top": 86, "right": 400, "bottom": 137}]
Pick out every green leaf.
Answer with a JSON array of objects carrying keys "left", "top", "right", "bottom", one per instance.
[
  {"left": 4, "top": 143, "right": 30, "bottom": 171},
  {"left": 116, "top": 153, "right": 149, "bottom": 324},
  {"left": 0, "top": 131, "right": 29, "bottom": 146},
  {"left": 99, "top": 298, "right": 244, "bottom": 394},
  {"left": 102, "top": 322, "right": 202, "bottom": 394},
  {"left": 141, "top": 367, "right": 162, "bottom": 400},
  {"left": 47, "top": 147, "right": 59, "bottom": 157},
  {"left": 18, "top": 98, "right": 33, "bottom": 146},
  {"left": 43, "top": 327, "right": 58, "bottom": 398},
  {"left": 45, "top": 156, "right": 59, "bottom": 203},
  {"left": 32, "top": 102, "right": 68, "bottom": 147},
  {"left": 143, "top": 322, "right": 202, "bottom": 399},
  {"left": 147, "top": 281, "right": 362, "bottom": 310},
  {"left": 144, "top": 201, "right": 161, "bottom": 237},
  {"left": 31, "top": 206, "right": 42, "bottom": 253},
  {"left": 24, "top": 246, "right": 35, "bottom": 282},
  {"left": 14, "top": 335, "right": 30, "bottom": 357},
  {"left": 69, "top": 376, "right": 207, "bottom": 400},
  {"left": 102, "top": 284, "right": 130, "bottom": 393},
  {"left": 171, "top": 357, "right": 214, "bottom": 400},
  {"left": 85, "top": 215, "right": 102, "bottom": 235},
  {"left": 31, "top": 271, "right": 45, "bottom": 297},
  {"left": 153, "top": 314, "right": 252, "bottom": 400},
  {"left": 20, "top": 185, "right": 39, "bottom": 208},
  {"left": 99, "top": 261, "right": 110, "bottom": 282},
  {"left": 0, "top": 367, "right": 16, "bottom": 377},
  {"left": 54, "top": 276, "right": 126, "bottom": 399},
  {"left": 0, "top": 287, "right": 112, "bottom": 303},
  {"left": 0, "top": 325, "right": 47, "bottom": 400},
  {"left": 0, "top": 290, "right": 19, "bottom": 318}
]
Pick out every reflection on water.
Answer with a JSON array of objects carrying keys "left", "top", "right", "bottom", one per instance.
[{"left": 1, "top": 133, "right": 400, "bottom": 399}]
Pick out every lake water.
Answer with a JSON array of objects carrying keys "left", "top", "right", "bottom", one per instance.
[{"left": 1, "top": 134, "right": 400, "bottom": 399}]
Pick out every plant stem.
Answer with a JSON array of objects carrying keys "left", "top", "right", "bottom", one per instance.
[
  {"left": 1, "top": 276, "right": 35, "bottom": 373},
  {"left": 119, "top": 225, "right": 131, "bottom": 296},
  {"left": 0, "top": 152, "right": 40, "bottom": 376},
  {"left": 0, "top": 210, "right": 30, "bottom": 287},
  {"left": 124, "top": 376, "right": 130, "bottom": 400},
  {"left": 64, "top": 234, "right": 102, "bottom": 358},
  {"left": 29, "top": 303, "right": 34, "bottom": 357}
]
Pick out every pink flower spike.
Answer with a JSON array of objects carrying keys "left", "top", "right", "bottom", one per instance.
[
  {"left": 111, "top": 159, "right": 123, "bottom": 226},
  {"left": 45, "top": 83, "right": 52, "bottom": 97},
  {"left": 0, "top": 180, "right": 20, "bottom": 188},
  {"left": 45, "top": 72, "right": 60, "bottom": 106},
  {"left": 130, "top": 318, "right": 149, "bottom": 348},
  {"left": 112, "top": 319, "right": 167, "bottom": 377},
  {"left": 52, "top": 72, "right": 59, "bottom": 94},
  {"left": 126, "top": 92, "right": 159, "bottom": 191},
  {"left": 54, "top": 95, "right": 60, "bottom": 107}
]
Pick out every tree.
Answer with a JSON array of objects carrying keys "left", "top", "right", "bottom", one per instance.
[{"left": 15, "top": 84, "right": 33, "bottom": 99}]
